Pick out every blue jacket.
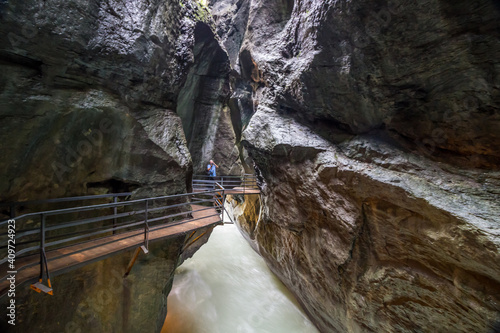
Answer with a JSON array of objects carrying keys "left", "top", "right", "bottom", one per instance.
[{"left": 207, "top": 164, "right": 216, "bottom": 177}]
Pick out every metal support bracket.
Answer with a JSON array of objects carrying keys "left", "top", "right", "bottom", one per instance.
[
  {"left": 30, "top": 281, "right": 53, "bottom": 295},
  {"left": 30, "top": 215, "right": 53, "bottom": 295},
  {"left": 124, "top": 245, "right": 149, "bottom": 278},
  {"left": 181, "top": 229, "right": 210, "bottom": 253},
  {"left": 30, "top": 248, "right": 53, "bottom": 295}
]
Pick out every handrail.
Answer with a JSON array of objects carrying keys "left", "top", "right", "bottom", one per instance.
[
  {"left": 0, "top": 193, "right": 132, "bottom": 207},
  {"left": 0, "top": 193, "right": 133, "bottom": 219},
  {"left": 0, "top": 190, "right": 217, "bottom": 226},
  {"left": 192, "top": 174, "right": 259, "bottom": 192}
]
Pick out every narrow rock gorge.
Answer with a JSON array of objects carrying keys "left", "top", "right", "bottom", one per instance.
[{"left": 1, "top": 0, "right": 499, "bottom": 332}]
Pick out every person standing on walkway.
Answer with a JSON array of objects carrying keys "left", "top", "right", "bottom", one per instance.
[{"left": 207, "top": 160, "right": 219, "bottom": 178}]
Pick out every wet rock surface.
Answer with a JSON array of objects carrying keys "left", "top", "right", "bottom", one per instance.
[
  {"left": 214, "top": 0, "right": 500, "bottom": 331},
  {"left": 241, "top": 119, "right": 500, "bottom": 332},
  {"left": 0, "top": 0, "right": 204, "bottom": 201}
]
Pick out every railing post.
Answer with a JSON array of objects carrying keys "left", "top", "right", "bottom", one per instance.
[
  {"left": 40, "top": 213, "right": 45, "bottom": 252},
  {"left": 222, "top": 188, "right": 226, "bottom": 216},
  {"left": 113, "top": 196, "right": 118, "bottom": 235},
  {"left": 39, "top": 213, "right": 45, "bottom": 282},
  {"left": 144, "top": 200, "right": 149, "bottom": 250},
  {"left": 30, "top": 212, "right": 53, "bottom": 295}
]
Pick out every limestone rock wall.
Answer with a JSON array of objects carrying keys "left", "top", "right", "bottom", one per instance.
[
  {"left": 242, "top": 119, "right": 500, "bottom": 332},
  {"left": 213, "top": 0, "right": 500, "bottom": 332},
  {"left": 0, "top": 0, "right": 201, "bottom": 202}
]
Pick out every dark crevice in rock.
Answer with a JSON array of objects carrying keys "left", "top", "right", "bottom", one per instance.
[
  {"left": 176, "top": 20, "right": 241, "bottom": 175},
  {"left": 239, "top": 48, "right": 257, "bottom": 82},
  {"left": 86, "top": 178, "right": 141, "bottom": 193},
  {"left": 209, "top": 0, "right": 251, "bottom": 68},
  {"left": 228, "top": 95, "right": 243, "bottom": 142},
  {"left": 279, "top": 0, "right": 295, "bottom": 23},
  {"left": 0, "top": 51, "right": 43, "bottom": 72},
  {"left": 338, "top": 202, "right": 369, "bottom": 278}
]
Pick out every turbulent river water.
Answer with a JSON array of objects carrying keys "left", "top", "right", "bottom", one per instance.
[{"left": 161, "top": 222, "right": 319, "bottom": 333}]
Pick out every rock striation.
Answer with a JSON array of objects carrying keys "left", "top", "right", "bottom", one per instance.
[{"left": 213, "top": 0, "right": 500, "bottom": 332}]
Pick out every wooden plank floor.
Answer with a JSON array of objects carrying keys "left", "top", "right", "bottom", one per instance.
[
  {"left": 0, "top": 205, "right": 221, "bottom": 296},
  {"left": 223, "top": 187, "right": 260, "bottom": 195},
  {"left": 194, "top": 187, "right": 260, "bottom": 195}
]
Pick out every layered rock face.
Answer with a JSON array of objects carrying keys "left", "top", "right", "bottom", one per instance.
[
  {"left": 0, "top": 0, "right": 201, "bottom": 202},
  {"left": 213, "top": 0, "right": 500, "bottom": 331}
]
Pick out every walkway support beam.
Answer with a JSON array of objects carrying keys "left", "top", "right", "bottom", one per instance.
[{"left": 123, "top": 246, "right": 149, "bottom": 278}]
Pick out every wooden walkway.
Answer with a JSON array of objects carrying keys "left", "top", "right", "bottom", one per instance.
[
  {"left": 194, "top": 187, "right": 260, "bottom": 195},
  {"left": 224, "top": 187, "right": 260, "bottom": 195},
  {"left": 0, "top": 205, "right": 221, "bottom": 296}
]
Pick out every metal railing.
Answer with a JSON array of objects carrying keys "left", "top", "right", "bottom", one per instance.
[
  {"left": 214, "top": 183, "right": 225, "bottom": 211},
  {"left": 0, "top": 193, "right": 133, "bottom": 219},
  {"left": 193, "top": 174, "right": 260, "bottom": 224},
  {"left": 192, "top": 174, "right": 258, "bottom": 194},
  {"left": 0, "top": 189, "right": 222, "bottom": 295},
  {"left": 0, "top": 174, "right": 259, "bottom": 295}
]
